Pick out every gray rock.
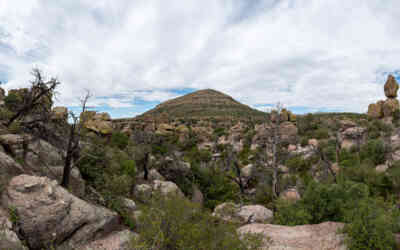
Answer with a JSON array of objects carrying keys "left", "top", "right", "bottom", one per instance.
[
  {"left": 238, "top": 222, "right": 346, "bottom": 250},
  {"left": 0, "top": 208, "right": 27, "bottom": 250},
  {"left": 2, "top": 175, "right": 120, "bottom": 250},
  {"left": 213, "top": 202, "right": 273, "bottom": 224}
]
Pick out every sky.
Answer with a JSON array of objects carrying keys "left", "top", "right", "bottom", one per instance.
[{"left": 1, "top": 0, "right": 400, "bottom": 118}]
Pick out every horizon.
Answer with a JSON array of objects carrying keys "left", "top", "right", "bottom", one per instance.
[{"left": 1, "top": 1, "right": 400, "bottom": 118}]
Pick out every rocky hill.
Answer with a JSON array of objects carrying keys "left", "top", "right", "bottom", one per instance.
[{"left": 130, "top": 89, "right": 266, "bottom": 122}]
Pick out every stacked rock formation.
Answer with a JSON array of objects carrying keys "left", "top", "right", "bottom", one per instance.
[{"left": 368, "top": 75, "right": 400, "bottom": 119}]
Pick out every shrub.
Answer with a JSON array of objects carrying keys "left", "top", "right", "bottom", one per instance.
[
  {"left": 343, "top": 198, "right": 397, "bottom": 250},
  {"left": 110, "top": 132, "right": 129, "bottom": 149},
  {"left": 131, "top": 195, "right": 262, "bottom": 250},
  {"left": 314, "top": 127, "right": 330, "bottom": 139},
  {"left": 192, "top": 165, "right": 240, "bottom": 209},
  {"left": 360, "top": 139, "right": 386, "bottom": 165},
  {"left": 285, "top": 156, "right": 311, "bottom": 174}
]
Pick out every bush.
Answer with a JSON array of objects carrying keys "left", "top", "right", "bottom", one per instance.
[
  {"left": 192, "top": 165, "right": 240, "bottom": 209},
  {"left": 360, "top": 139, "right": 386, "bottom": 165},
  {"left": 110, "top": 132, "right": 129, "bottom": 149},
  {"left": 131, "top": 195, "right": 262, "bottom": 250},
  {"left": 344, "top": 198, "right": 397, "bottom": 250},
  {"left": 314, "top": 127, "right": 330, "bottom": 139}
]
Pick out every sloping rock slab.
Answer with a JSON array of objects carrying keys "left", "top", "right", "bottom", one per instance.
[
  {"left": 2, "top": 175, "right": 120, "bottom": 250},
  {"left": 238, "top": 222, "right": 346, "bottom": 250}
]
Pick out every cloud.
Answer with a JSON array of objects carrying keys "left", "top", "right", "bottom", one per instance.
[{"left": 1, "top": 0, "right": 400, "bottom": 116}]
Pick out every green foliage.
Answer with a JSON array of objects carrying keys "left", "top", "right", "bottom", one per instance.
[
  {"left": 120, "top": 159, "right": 136, "bottom": 178},
  {"left": 367, "top": 120, "right": 392, "bottom": 139},
  {"left": 274, "top": 181, "right": 370, "bottom": 225},
  {"left": 8, "top": 206, "right": 19, "bottom": 224},
  {"left": 131, "top": 195, "right": 262, "bottom": 250},
  {"left": 274, "top": 199, "right": 312, "bottom": 225},
  {"left": 343, "top": 198, "right": 398, "bottom": 250},
  {"left": 110, "top": 132, "right": 130, "bottom": 149},
  {"left": 213, "top": 127, "right": 227, "bottom": 137},
  {"left": 185, "top": 147, "right": 212, "bottom": 163},
  {"left": 314, "top": 127, "right": 330, "bottom": 139},
  {"left": 192, "top": 164, "right": 240, "bottom": 209},
  {"left": 274, "top": 180, "right": 400, "bottom": 249},
  {"left": 360, "top": 139, "right": 386, "bottom": 165},
  {"left": 152, "top": 144, "right": 169, "bottom": 155},
  {"left": 4, "top": 93, "right": 21, "bottom": 111},
  {"left": 285, "top": 156, "right": 311, "bottom": 174}
]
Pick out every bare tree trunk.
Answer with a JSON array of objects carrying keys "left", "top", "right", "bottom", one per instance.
[{"left": 61, "top": 123, "right": 76, "bottom": 188}]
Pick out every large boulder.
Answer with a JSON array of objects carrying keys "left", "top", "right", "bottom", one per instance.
[
  {"left": 280, "top": 122, "right": 298, "bottom": 143},
  {"left": 153, "top": 180, "right": 184, "bottom": 198},
  {"left": 81, "top": 111, "right": 113, "bottom": 135},
  {"left": 0, "top": 208, "right": 27, "bottom": 250},
  {"left": 383, "top": 98, "right": 400, "bottom": 117},
  {"left": 213, "top": 202, "right": 273, "bottom": 224},
  {"left": 80, "top": 229, "right": 137, "bottom": 250},
  {"left": 367, "top": 101, "right": 383, "bottom": 119},
  {"left": 2, "top": 175, "right": 121, "bottom": 250},
  {"left": 0, "top": 151, "right": 25, "bottom": 192},
  {"left": 156, "top": 123, "right": 174, "bottom": 135},
  {"left": 238, "top": 222, "right": 346, "bottom": 250},
  {"left": 280, "top": 187, "right": 301, "bottom": 202},
  {"left": 52, "top": 106, "right": 68, "bottom": 121},
  {"left": 384, "top": 75, "right": 399, "bottom": 98}
]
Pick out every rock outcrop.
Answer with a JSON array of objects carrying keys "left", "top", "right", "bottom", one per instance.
[
  {"left": 368, "top": 75, "right": 400, "bottom": 119},
  {"left": 81, "top": 111, "right": 113, "bottom": 135},
  {"left": 213, "top": 202, "right": 273, "bottom": 224},
  {"left": 1, "top": 175, "right": 129, "bottom": 250},
  {"left": 238, "top": 222, "right": 346, "bottom": 250},
  {"left": 0, "top": 208, "right": 27, "bottom": 250}
]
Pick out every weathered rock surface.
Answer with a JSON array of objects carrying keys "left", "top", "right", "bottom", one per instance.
[
  {"left": 384, "top": 74, "right": 399, "bottom": 98},
  {"left": 52, "top": 106, "right": 68, "bottom": 120},
  {"left": 153, "top": 180, "right": 184, "bottom": 197},
  {"left": 81, "top": 111, "right": 113, "bottom": 135},
  {"left": 0, "top": 208, "right": 27, "bottom": 250},
  {"left": 280, "top": 188, "right": 301, "bottom": 202},
  {"left": 81, "top": 230, "right": 136, "bottom": 250},
  {"left": 213, "top": 202, "right": 273, "bottom": 224},
  {"left": 0, "top": 151, "right": 25, "bottom": 191},
  {"left": 2, "top": 175, "right": 121, "bottom": 250},
  {"left": 238, "top": 222, "right": 346, "bottom": 250},
  {"left": 383, "top": 98, "right": 400, "bottom": 117}
]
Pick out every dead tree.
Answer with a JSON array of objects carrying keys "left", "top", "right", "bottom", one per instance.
[
  {"left": 266, "top": 103, "right": 283, "bottom": 198},
  {"left": 5, "top": 68, "right": 59, "bottom": 127},
  {"left": 225, "top": 147, "right": 245, "bottom": 195},
  {"left": 61, "top": 90, "right": 91, "bottom": 188}
]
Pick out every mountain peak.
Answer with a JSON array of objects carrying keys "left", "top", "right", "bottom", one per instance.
[{"left": 136, "top": 89, "right": 265, "bottom": 121}]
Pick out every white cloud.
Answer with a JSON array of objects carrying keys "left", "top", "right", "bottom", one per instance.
[{"left": 1, "top": 0, "right": 400, "bottom": 115}]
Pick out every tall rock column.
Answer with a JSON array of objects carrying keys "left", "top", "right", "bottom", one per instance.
[{"left": 368, "top": 75, "right": 400, "bottom": 119}]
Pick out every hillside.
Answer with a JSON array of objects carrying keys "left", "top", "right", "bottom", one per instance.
[{"left": 134, "top": 89, "right": 267, "bottom": 122}]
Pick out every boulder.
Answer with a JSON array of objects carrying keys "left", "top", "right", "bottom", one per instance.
[
  {"left": 383, "top": 98, "right": 400, "bottom": 117},
  {"left": 81, "top": 229, "right": 137, "bottom": 250},
  {"left": 191, "top": 184, "right": 204, "bottom": 205},
  {"left": 153, "top": 180, "right": 184, "bottom": 198},
  {"left": 238, "top": 222, "right": 346, "bottom": 250},
  {"left": 175, "top": 124, "right": 189, "bottom": 134},
  {"left": 52, "top": 106, "right": 68, "bottom": 120},
  {"left": 280, "top": 122, "right": 298, "bottom": 143},
  {"left": 375, "top": 164, "right": 389, "bottom": 173},
  {"left": 341, "top": 139, "right": 355, "bottom": 150},
  {"left": 0, "top": 151, "right": 25, "bottom": 192},
  {"left": 384, "top": 75, "right": 399, "bottom": 98},
  {"left": 49, "top": 166, "right": 86, "bottom": 197},
  {"left": 280, "top": 188, "right": 300, "bottom": 202},
  {"left": 308, "top": 138, "right": 318, "bottom": 147},
  {"left": 156, "top": 123, "right": 174, "bottom": 135},
  {"left": 2, "top": 175, "right": 121, "bottom": 250},
  {"left": 81, "top": 111, "right": 113, "bottom": 135},
  {"left": 120, "top": 198, "right": 137, "bottom": 212},
  {"left": 0, "top": 208, "right": 27, "bottom": 250},
  {"left": 133, "top": 184, "right": 152, "bottom": 202},
  {"left": 213, "top": 202, "right": 273, "bottom": 224},
  {"left": 367, "top": 102, "right": 383, "bottom": 119}
]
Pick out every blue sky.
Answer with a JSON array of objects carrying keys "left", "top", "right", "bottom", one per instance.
[{"left": 1, "top": 0, "right": 400, "bottom": 118}]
